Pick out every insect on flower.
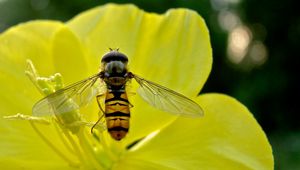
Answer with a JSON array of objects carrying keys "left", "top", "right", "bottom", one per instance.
[{"left": 32, "top": 49, "right": 204, "bottom": 140}]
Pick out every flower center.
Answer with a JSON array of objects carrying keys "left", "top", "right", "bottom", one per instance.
[{"left": 24, "top": 60, "right": 124, "bottom": 169}]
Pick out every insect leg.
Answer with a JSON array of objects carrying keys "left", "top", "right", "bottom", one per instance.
[
  {"left": 128, "top": 102, "right": 134, "bottom": 108},
  {"left": 91, "top": 94, "right": 106, "bottom": 134},
  {"left": 96, "top": 94, "right": 105, "bottom": 114},
  {"left": 91, "top": 113, "right": 104, "bottom": 134}
]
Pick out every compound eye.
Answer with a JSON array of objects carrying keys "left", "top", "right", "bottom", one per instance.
[{"left": 101, "top": 51, "right": 128, "bottom": 63}]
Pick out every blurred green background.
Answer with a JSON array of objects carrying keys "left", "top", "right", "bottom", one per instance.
[{"left": 0, "top": 0, "right": 298, "bottom": 169}]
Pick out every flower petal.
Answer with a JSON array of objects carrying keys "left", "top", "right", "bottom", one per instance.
[
  {"left": 0, "top": 21, "right": 65, "bottom": 114},
  {"left": 67, "top": 3, "right": 212, "bottom": 96},
  {"left": 51, "top": 26, "right": 97, "bottom": 84},
  {"left": 0, "top": 21, "right": 75, "bottom": 168},
  {"left": 115, "top": 94, "right": 273, "bottom": 170},
  {"left": 67, "top": 4, "right": 212, "bottom": 144}
]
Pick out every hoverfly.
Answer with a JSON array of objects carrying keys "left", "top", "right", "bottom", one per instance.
[{"left": 32, "top": 49, "right": 203, "bottom": 140}]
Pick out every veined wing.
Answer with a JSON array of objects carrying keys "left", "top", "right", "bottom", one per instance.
[
  {"left": 32, "top": 74, "right": 106, "bottom": 117},
  {"left": 133, "top": 74, "right": 204, "bottom": 117}
]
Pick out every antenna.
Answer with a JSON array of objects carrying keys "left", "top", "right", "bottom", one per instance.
[{"left": 108, "top": 47, "right": 119, "bottom": 51}]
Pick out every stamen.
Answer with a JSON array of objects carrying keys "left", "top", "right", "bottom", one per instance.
[
  {"left": 3, "top": 113, "right": 50, "bottom": 125},
  {"left": 29, "top": 121, "right": 79, "bottom": 167},
  {"left": 53, "top": 121, "right": 76, "bottom": 154},
  {"left": 62, "top": 129, "right": 88, "bottom": 167},
  {"left": 77, "top": 130, "right": 109, "bottom": 169}
]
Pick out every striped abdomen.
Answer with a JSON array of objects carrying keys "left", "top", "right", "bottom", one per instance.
[{"left": 105, "top": 90, "right": 130, "bottom": 140}]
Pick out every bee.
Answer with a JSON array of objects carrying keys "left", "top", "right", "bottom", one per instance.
[{"left": 32, "top": 49, "right": 203, "bottom": 140}]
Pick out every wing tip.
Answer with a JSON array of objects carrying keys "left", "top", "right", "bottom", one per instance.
[{"left": 184, "top": 108, "right": 204, "bottom": 118}]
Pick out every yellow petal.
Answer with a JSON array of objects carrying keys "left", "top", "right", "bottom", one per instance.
[
  {"left": 51, "top": 26, "right": 97, "bottom": 84},
  {"left": 1, "top": 4, "right": 216, "bottom": 168},
  {"left": 0, "top": 21, "right": 65, "bottom": 113},
  {"left": 115, "top": 94, "right": 273, "bottom": 170},
  {"left": 0, "top": 21, "right": 75, "bottom": 168},
  {"left": 67, "top": 3, "right": 212, "bottom": 96},
  {"left": 67, "top": 4, "right": 212, "bottom": 144}
]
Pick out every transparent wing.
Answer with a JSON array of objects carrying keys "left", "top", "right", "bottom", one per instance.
[
  {"left": 133, "top": 74, "right": 204, "bottom": 117},
  {"left": 32, "top": 74, "right": 106, "bottom": 117}
]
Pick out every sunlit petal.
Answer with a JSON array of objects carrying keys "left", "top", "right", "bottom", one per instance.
[
  {"left": 0, "top": 21, "right": 77, "bottom": 168},
  {"left": 115, "top": 93, "right": 273, "bottom": 169},
  {"left": 0, "top": 4, "right": 271, "bottom": 170},
  {"left": 51, "top": 26, "right": 97, "bottom": 84},
  {"left": 67, "top": 4, "right": 212, "bottom": 144},
  {"left": 67, "top": 3, "right": 212, "bottom": 96}
]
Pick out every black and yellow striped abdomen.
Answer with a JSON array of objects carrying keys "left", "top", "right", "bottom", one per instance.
[{"left": 104, "top": 90, "right": 130, "bottom": 140}]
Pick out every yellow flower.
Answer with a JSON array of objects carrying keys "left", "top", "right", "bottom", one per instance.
[{"left": 0, "top": 3, "right": 273, "bottom": 170}]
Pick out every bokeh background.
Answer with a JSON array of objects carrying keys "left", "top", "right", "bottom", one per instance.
[{"left": 0, "top": 0, "right": 298, "bottom": 169}]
